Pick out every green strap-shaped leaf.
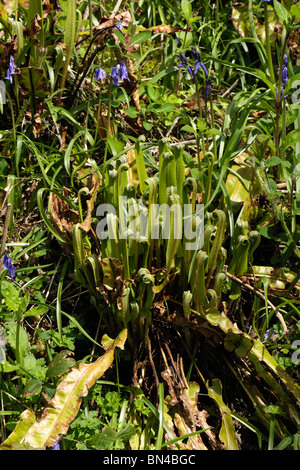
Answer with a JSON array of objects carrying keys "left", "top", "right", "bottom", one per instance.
[
  {"left": 206, "top": 210, "right": 226, "bottom": 286},
  {"left": 189, "top": 250, "right": 208, "bottom": 311},
  {"left": 206, "top": 309, "right": 300, "bottom": 405},
  {"left": 0, "top": 409, "right": 36, "bottom": 450},
  {"left": 135, "top": 141, "right": 148, "bottom": 193},
  {"left": 208, "top": 379, "right": 240, "bottom": 450},
  {"left": 57, "top": 0, "right": 77, "bottom": 104},
  {"left": 9, "top": 330, "right": 127, "bottom": 449}
]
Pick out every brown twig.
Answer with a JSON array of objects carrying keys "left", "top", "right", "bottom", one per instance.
[{"left": 109, "top": 0, "right": 123, "bottom": 19}]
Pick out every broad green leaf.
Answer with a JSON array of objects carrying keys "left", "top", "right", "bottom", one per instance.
[
  {"left": 1, "top": 281, "right": 20, "bottom": 312},
  {"left": 181, "top": 0, "right": 192, "bottom": 20},
  {"left": 279, "top": 129, "right": 300, "bottom": 155},
  {"left": 5, "top": 322, "right": 29, "bottom": 361},
  {"left": 264, "top": 156, "right": 282, "bottom": 167},
  {"left": 291, "top": 3, "right": 300, "bottom": 19},
  {"left": 46, "top": 350, "right": 76, "bottom": 378},
  {"left": 273, "top": 0, "right": 289, "bottom": 24},
  {"left": 87, "top": 424, "right": 136, "bottom": 450},
  {"left": 23, "top": 305, "right": 48, "bottom": 318},
  {"left": 23, "top": 379, "right": 43, "bottom": 398},
  {"left": 130, "top": 30, "right": 152, "bottom": 45}
]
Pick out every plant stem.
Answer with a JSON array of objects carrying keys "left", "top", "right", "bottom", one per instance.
[
  {"left": 194, "top": 76, "right": 205, "bottom": 180},
  {"left": 264, "top": 2, "right": 275, "bottom": 83},
  {"left": 102, "top": 80, "right": 113, "bottom": 185}
]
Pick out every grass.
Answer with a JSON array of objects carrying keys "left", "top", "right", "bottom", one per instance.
[{"left": 0, "top": 0, "right": 300, "bottom": 451}]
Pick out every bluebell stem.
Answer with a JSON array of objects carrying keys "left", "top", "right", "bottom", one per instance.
[
  {"left": 3, "top": 252, "right": 15, "bottom": 279},
  {"left": 4, "top": 56, "right": 16, "bottom": 84},
  {"left": 94, "top": 66, "right": 106, "bottom": 82},
  {"left": 177, "top": 53, "right": 194, "bottom": 78}
]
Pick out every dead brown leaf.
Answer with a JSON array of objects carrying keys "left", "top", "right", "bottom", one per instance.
[
  {"left": 94, "top": 104, "right": 115, "bottom": 139},
  {"left": 30, "top": 14, "right": 42, "bottom": 38},
  {"left": 148, "top": 24, "right": 189, "bottom": 34},
  {"left": 50, "top": 188, "right": 79, "bottom": 239}
]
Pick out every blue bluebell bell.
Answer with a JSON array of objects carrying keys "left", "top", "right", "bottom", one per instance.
[
  {"left": 175, "top": 36, "right": 182, "bottom": 47},
  {"left": 276, "top": 54, "right": 288, "bottom": 99},
  {"left": 3, "top": 252, "right": 15, "bottom": 279},
  {"left": 4, "top": 56, "right": 16, "bottom": 84},
  {"left": 94, "top": 66, "right": 106, "bottom": 82},
  {"left": 177, "top": 53, "right": 194, "bottom": 78},
  {"left": 205, "top": 78, "right": 213, "bottom": 100},
  {"left": 191, "top": 47, "right": 208, "bottom": 77},
  {"left": 263, "top": 328, "right": 274, "bottom": 342},
  {"left": 281, "top": 54, "right": 288, "bottom": 85},
  {"left": 119, "top": 61, "right": 129, "bottom": 81},
  {"left": 111, "top": 61, "right": 129, "bottom": 86},
  {"left": 52, "top": 440, "right": 61, "bottom": 450},
  {"left": 111, "top": 63, "right": 119, "bottom": 85},
  {"left": 116, "top": 21, "right": 123, "bottom": 30}
]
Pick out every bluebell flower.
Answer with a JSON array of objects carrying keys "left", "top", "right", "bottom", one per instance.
[
  {"left": 3, "top": 252, "right": 15, "bottom": 279},
  {"left": 276, "top": 54, "right": 288, "bottom": 99},
  {"left": 111, "top": 63, "right": 119, "bottom": 85},
  {"left": 52, "top": 439, "right": 61, "bottom": 450},
  {"left": 4, "top": 56, "right": 16, "bottom": 84},
  {"left": 116, "top": 21, "right": 123, "bottom": 31},
  {"left": 262, "top": 0, "right": 271, "bottom": 2},
  {"left": 263, "top": 328, "right": 274, "bottom": 342},
  {"left": 175, "top": 36, "right": 182, "bottom": 47},
  {"left": 111, "top": 61, "right": 130, "bottom": 86},
  {"left": 119, "top": 61, "right": 129, "bottom": 81},
  {"left": 177, "top": 53, "right": 194, "bottom": 78},
  {"left": 281, "top": 54, "right": 288, "bottom": 85},
  {"left": 191, "top": 47, "right": 208, "bottom": 77},
  {"left": 205, "top": 78, "right": 213, "bottom": 100},
  {"left": 94, "top": 66, "right": 106, "bottom": 82}
]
